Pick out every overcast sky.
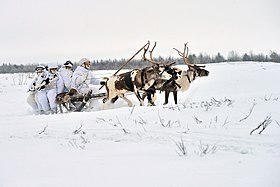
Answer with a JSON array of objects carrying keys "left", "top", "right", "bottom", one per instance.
[{"left": 0, "top": 0, "right": 279, "bottom": 65}]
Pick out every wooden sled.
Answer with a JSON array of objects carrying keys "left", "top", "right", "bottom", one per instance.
[{"left": 56, "top": 89, "right": 107, "bottom": 113}]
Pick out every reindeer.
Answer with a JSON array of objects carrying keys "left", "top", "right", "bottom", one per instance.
[
  {"left": 56, "top": 88, "right": 79, "bottom": 113},
  {"left": 140, "top": 42, "right": 177, "bottom": 105},
  {"left": 143, "top": 43, "right": 209, "bottom": 105},
  {"left": 101, "top": 42, "right": 173, "bottom": 108}
]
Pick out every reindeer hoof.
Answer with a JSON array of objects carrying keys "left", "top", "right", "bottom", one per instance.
[{"left": 148, "top": 102, "right": 156, "bottom": 106}]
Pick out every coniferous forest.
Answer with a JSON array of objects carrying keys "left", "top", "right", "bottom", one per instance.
[{"left": 1, "top": 50, "right": 279, "bottom": 73}]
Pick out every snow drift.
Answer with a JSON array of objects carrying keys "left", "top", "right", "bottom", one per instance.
[{"left": 0, "top": 62, "right": 279, "bottom": 187}]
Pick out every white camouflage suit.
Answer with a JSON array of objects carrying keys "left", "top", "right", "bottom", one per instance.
[
  {"left": 37, "top": 67, "right": 64, "bottom": 114},
  {"left": 27, "top": 66, "right": 48, "bottom": 115},
  {"left": 71, "top": 58, "right": 100, "bottom": 111},
  {"left": 59, "top": 65, "right": 73, "bottom": 92}
]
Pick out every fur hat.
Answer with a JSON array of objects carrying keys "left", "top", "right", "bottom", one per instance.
[
  {"left": 63, "top": 60, "right": 73, "bottom": 68},
  {"left": 48, "top": 63, "right": 58, "bottom": 69},
  {"left": 79, "top": 58, "right": 90, "bottom": 66},
  {"left": 35, "top": 65, "right": 45, "bottom": 72}
]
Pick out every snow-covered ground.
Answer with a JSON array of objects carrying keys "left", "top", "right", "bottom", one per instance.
[{"left": 0, "top": 62, "right": 280, "bottom": 187}]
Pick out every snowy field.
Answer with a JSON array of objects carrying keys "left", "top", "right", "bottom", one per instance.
[{"left": 0, "top": 62, "right": 280, "bottom": 187}]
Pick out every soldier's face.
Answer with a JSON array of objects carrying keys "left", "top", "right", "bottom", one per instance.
[
  {"left": 84, "top": 61, "right": 91, "bottom": 69},
  {"left": 50, "top": 68, "right": 58, "bottom": 74}
]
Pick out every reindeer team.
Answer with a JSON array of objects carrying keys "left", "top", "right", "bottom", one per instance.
[
  {"left": 28, "top": 41, "right": 209, "bottom": 114},
  {"left": 101, "top": 41, "right": 209, "bottom": 109}
]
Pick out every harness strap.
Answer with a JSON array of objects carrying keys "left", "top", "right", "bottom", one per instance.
[
  {"left": 160, "top": 79, "right": 172, "bottom": 93},
  {"left": 140, "top": 71, "right": 145, "bottom": 90},
  {"left": 174, "top": 81, "right": 181, "bottom": 89},
  {"left": 186, "top": 74, "right": 191, "bottom": 83}
]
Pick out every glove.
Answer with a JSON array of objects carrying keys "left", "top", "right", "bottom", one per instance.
[
  {"left": 38, "top": 85, "right": 46, "bottom": 91},
  {"left": 45, "top": 78, "right": 50, "bottom": 84}
]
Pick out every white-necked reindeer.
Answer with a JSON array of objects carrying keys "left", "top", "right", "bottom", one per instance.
[{"left": 143, "top": 43, "right": 210, "bottom": 105}]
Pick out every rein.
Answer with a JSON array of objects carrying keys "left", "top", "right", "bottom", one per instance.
[{"left": 186, "top": 74, "right": 191, "bottom": 83}]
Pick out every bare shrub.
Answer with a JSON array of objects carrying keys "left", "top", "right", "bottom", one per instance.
[
  {"left": 195, "top": 140, "right": 218, "bottom": 156},
  {"left": 68, "top": 138, "right": 87, "bottom": 150},
  {"left": 193, "top": 116, "right": 203, "bottom": 124},
  {"left": 73, "top": 123, "right": 86, "bottom": 135},
  {"left": 133, "top": 116, "right": 147, "bottom": 132},
  {"left": 174, "top": 138, "right": 187, "bottom": 156},
  {"left": 158, "top": 111, "right": 180, "bottom": 128},
  {"left": 240, "top": 103, "right": 256, "bottom": 122},
  {"left": 222, "top": 116, "right": 230, "bottom": 127},
  {"left": 275, "top": 120, "right": 280, "bottom": 127},
  {"left": 200, "top": 97, "right": 233, "bottom": 111},
  {"left": 11, "top": 73, "right": 30, "bottom": 86},
  {"left": 116, "top": 116, "right": 129, "bottom": 134},
  {"left": 38, "top": 125, "right": 48, "bottom": 135},
  {"left": 264, "top": 94, "right": 279, "bottom": 101},
  {"left": 250, "top": 115, "right": 273, "bottom": 135}
]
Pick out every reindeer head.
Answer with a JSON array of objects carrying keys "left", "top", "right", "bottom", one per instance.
[
  {"left": 142, "top": 64, "right": 172, "bottom": 82},
  {"left": 142, "top": 41, "right": 173, "bottom": 81},
  {"left": 174, "top": 42, "right": 209, "bottom": 81},
  {"left": 189, "top": 65, "right": 209, "bottom": 77}
]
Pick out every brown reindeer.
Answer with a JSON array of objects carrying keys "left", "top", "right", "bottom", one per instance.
[
  {"left": 56, "top": 88, "right": 79, "bottom": 113},
  {"left": 101, "top": 42, "right": 172, "bottom": 108}
]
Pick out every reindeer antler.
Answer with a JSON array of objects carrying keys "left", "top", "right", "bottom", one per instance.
[
  {"left": 173, "top": 42, "right": 191, "bottom": 66},
  {"left": 142, "top": 41, "right": 150, "bottom": 61},
  {"left": 182, "top": 42, "right": 189, "bottom": 65},
  {"left": 149, "top": 41, "right": 157, "bottom": 62},
  {"left": 174, "top": 42, "right": 206, "bottom": 68},
  {"left": 143, "top": 41, "right": 160, "bottom": 65}
]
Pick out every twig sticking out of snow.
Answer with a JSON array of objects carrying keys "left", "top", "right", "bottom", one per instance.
[
  {"left": 166, "top": 105, "right": 181, "bottom": 111},
  {"left": 250, "top": 115, "right": 273, "bottom": 135},
  {"left": 116, "top": 116, "right": 129, "bottom": 134},
  {"left": 158, "top": 110, "right": 180, "bottom": 128},
  {"left": 128, "top": 105, "right": 135, "bottom": 119},
  {"left": 133, "top": 116, "right": 147, "bottom": 132},
  {"left": 73, "top": 124, "right": 85, "bottom": 135},
  {"left": 174, "top": 138, "right": 187, "bottom": 156},
  {"left": 163, "top": 97, "right": 233, "bottom": 111},
  {"left": 68, "top": 139, "right": 85, "bottom": 150},
  {"left": 264, "top": 94, "right": 272, "bottom": 101},
  {"left": 263, "top": 94, "right": 278, "bottom": 101},
  {"left": 222, "top": 116, "right": 230, "bottom": 127},
  {"left": 240, "top": 103, "right": 256, "bottom": 122},
  {"left": 38, "top": 125, "right": 48, "bottom": 135},
  {"left": 275, "top": 120, "right": 280, "bottom": 127},
  {"left": 96, "top": 117, "right": 105, "bottom": 123},
  {"left": 193, "top": 116, "right": 203, "bottom": 124},
  {"left": 200, "top": 97, "right": 233, "bottom": 111},
  {"left": 195, "top": 140, "right": 218, "bottom": 156}
]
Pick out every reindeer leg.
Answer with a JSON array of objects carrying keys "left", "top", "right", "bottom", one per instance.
[
  {"left": 173, "top": 91, "right": 178, "bottom": 104},
  {"left": 111, "top": 96, "right": 119, "bottom": 103},
  {"left": 133, "top": 89, "right": 144, "bottom": 106},
  {"left": 144, "top": 87, "right": 156, "bottom": 106},
  {"left": 149, "top": 92, "right": 157, "bottom": 106},
  {"left": 120, "top": 94, "right": 133, "bottom": 107},
  {"left": 59, "top": 104, "right": 63, "bottom": 114},
  {"left": 63, "top": 103, "right": 70, "bottom": 111},
  {"left": 164, "top": 91, "right": 170, "bottom": 105},
  {"left": 142, "top": 91, "right": 147, "bottom": 101},
  {"left": 146, "top": 91, "right": 156, "bottom": 106}
]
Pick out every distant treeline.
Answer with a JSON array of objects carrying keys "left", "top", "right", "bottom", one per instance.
[{"left": 1, "top": 50, "right": 279, "bottom": 73}]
